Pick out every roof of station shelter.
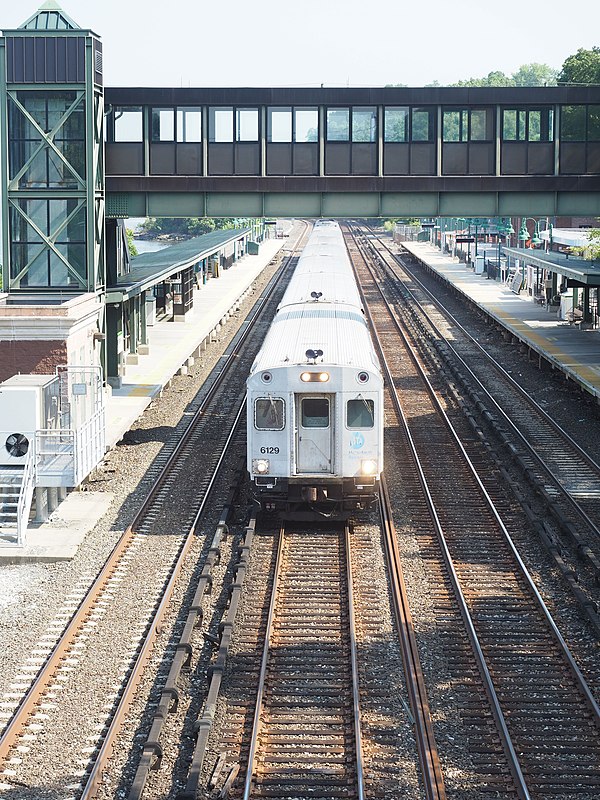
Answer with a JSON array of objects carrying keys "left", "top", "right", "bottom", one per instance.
[
  {"left": 106, "top": 227, "right": 251, "bottom": 303},
  {"left": 503, "top": 247, "right": 600, "bottom": 287}
]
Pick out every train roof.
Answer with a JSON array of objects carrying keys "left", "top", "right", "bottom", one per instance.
[
  {"left": 279, "top": 224, "right": 362, "bottom": 310},
  {"left": 250, "top": 301, "right": 380, "bottom": 374},
  {"left": 280, "top": 262, "right": 362, "bottom": 309}
]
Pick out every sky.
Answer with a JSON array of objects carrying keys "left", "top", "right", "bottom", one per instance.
[{"left": 1, "top": 0, "right": 597, "bottom": 88}]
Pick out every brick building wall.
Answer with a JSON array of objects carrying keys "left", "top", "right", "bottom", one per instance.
[{"left": 0, "top": 340, "right": 68, "bottom": 384}]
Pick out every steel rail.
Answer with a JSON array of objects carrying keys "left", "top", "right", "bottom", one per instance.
[
  {"left": 365, "top": 228, "right": 600, "bottom": 543},
  {"left": 0, "top": 230, "right": 304, "bottom": 783},
  {"left": 82, "top": 401, "right": 246, "bottom": 799},
  {"left": 351, "top": 224, "right": 600, "bottom": 728},
  {"left": 379, "top": 476, "right": 446, "bottom": 800},
  {"left": 242, "top": 524, "right": 285, "bottom": 800},
  {"left": 345, "top": 225, "right": 533, "bottom": 799},
  {"left": 344, "top": 523, "right": 366, "bottom": 800}
]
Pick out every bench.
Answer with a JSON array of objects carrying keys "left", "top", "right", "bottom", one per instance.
[{"left": 566, "top": 308, "right": 584, "bottom": 326}]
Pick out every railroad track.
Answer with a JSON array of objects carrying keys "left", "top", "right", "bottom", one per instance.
[
  {"left": 0, "top": 229, "right": 308, "bottom": 799},
  {"left": 359, "top": 227, "right": 600, "bottom": 617},
  {"left": 193, "top": 521, "right": 365, "bottom": 800},
  {"left": 346, "top": 226, "right": 600, "bottom": 799},
  {"left": 228, "top": 523, "right": 365, "bottom": 800}
]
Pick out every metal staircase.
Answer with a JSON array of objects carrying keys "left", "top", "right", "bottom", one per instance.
[{"left": 0, "top": 451, "right": 35, "bottom": 547}]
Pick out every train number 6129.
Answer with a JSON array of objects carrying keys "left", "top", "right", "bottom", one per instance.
[{"left": 260, "top": 446, "right": 280, "bottom": 454}]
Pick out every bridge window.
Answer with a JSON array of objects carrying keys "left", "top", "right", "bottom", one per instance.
[
  {"left": 114, "top": 106, "right": 143, "bottom": 142},
  {"left": 561, "top": 105, "right": 600, "bottom": 141},
  {"left": 411, "top": 108, "right": 434, "bottom": 142},
  {"left": 327, "top": 108, "right": 350, "bottom": 141},
  {"left": 352, "top": 107, "right": 377, "bottom": 142},
  {"left": 384, "top": 107, "right": 409, "bottom": 142},
  {"left": 177, "top": 107, "right": 201, "bottom": 142},
  {"left": 503, "top": 108, "right": 553, "bottom": 142},
  {"left": 470, "top": 109, "right": 492, "bottom": 140},
  {"left": 268, "top": 107, "right": 292, "bottom": 142},
  {"left": 151, "top": 108, "right": 174, "bottom": 142},
  {"left": 236, "top": 108, "right": 259, "bottom": 142},
  {"left": 444, "top": 108, "right": 493, "bottom": 142},
  {"left": 209, "top": 107, "right": 233, "bottom": 142},
  {"left": 294, "top": 108, "right": 318, "bottom": 142},
  {"left": 443, "top": 110, "right": 467, "bottom": 142}
]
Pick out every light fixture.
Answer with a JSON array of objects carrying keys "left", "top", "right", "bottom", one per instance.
[
  {"left": 360, "top": 459, "right": 377, "bottom": 476},
  {"left": 301, "top": 371, "right": 329, "bottom": 382},
  {"left": 252, "top": 459, "right": 270, "bottom": 475}
]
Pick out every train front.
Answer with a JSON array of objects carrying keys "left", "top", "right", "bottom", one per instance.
[{"left": 247, "top": 336, "right": 384, "bottom": 518}]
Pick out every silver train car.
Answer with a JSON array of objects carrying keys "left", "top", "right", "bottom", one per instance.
[{"left": 246, "top": 220, "right": 384, "bottom": 516}]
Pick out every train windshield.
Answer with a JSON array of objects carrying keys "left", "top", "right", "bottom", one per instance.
[
  {"left": 347, "top": 398, "right": 374, "bottom": 429},
  {"left": 255, "top": 397, "right": 285, "bottom": 430}
]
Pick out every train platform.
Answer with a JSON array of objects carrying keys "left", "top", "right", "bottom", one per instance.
[
  {"left": 399, "top": 240, "right": 600, "bottom": 401},
  {"left": 0, "top": 236, "right": 286, "bottom": 562},
  {"left": 105, "top": 237, "right": 285, "bottom": 449}
]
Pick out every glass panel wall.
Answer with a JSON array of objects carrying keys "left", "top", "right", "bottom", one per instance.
[
  {"left": 561, "top": 105, "right": 600, "bottom": 141},
  {"left": 384, "top": 107, "right": 409, "bottom": 142},
  {"left": 10, "top": 199, "right": 86, "bottom": 288},
  {"left": 209, "top": 107, "right": 233, "bottom": 142},
  {"left": 412, "top": 108, "right": 434, "bottom": 141},
  {"left": 151, "top": 108, "right": 174, "bottom": 141},
  {"left": 294, "top": 108, "right": 318, "bottom": 141},
  {"left": 503, "top": 108, "right": 553, "bottom": 141},
  {"left": 9, "top": 91, "right": 85, "bottom": 188},
  {"left": 236, "top": 108, "right": 259, "bottom": 141},
  {"left": 268, "top": 107, "right": 292, "bottom": 142},
  {"left": 352, "top": 107, "right": 377, "bottom": 142},
  {"left": 177, "top": 107, "right": 202, "bottom": 142},
  {"left": 114, "top": 106, "right": 143, "bottom": 141},
  {"left": 327, "top": 108, "right": 350, "bottom": 141}
]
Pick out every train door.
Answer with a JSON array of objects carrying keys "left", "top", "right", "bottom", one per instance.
[{"left": 295, "top": 394, "right": 334, "bottom": 474}]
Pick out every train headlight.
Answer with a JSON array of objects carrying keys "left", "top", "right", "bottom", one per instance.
[
  {"left": 360, "top": 459, "right": 377, "bottom": 476},
  {"left": 252, "top": 458, "right": 270, "bottom": 475},
  {"left": 300, "top": 371, "right": 329, "bottom": 382}
]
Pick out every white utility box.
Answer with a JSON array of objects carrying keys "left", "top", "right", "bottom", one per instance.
[{"left": 0, "top": 374, "right": 60, "bottom": 466}]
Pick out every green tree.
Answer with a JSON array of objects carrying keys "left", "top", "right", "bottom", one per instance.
[
  {"left": 455, "top": 70, "right": 513, "bottom": 87},
  {"left": 513, "top": 63, "right": 558, "bottom": 86},
  {"left": 558, "top": 47, "right": 600, "bottom": 84},
  {"left": 138, "top": 217, "right": 240, "bottom": 238},
  {"left": 571, "top": 229, "right": 600, "bottom": 261},
  {"left": 126, "top": 228, "right": 138, "bottom": 257}
]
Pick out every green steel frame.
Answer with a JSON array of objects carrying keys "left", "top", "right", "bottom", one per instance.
[{"left": 0, "top": 17, "right": 105, "bottom": 294}]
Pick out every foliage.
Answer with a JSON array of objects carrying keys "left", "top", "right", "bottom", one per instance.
[
  {"left": 383, "top": 218, "right": 421, "bottom": 231},
  {"left": 453, "top": 64, "right": 557, "bottom": 88},
  {"left": 138, "top": 218, "right": 238, "bottom": 237},
  {"left": 513, "top": 63, "right": 558, "bottom": 87},
  {"left": 570, "top": 229, "right": 600, "bottom": 261},
  {"left": 558, "top": 47, "right": 600, "bottom": 84},
  {"left": 126, "top": 228, "right": 138, "bottom": 257}
]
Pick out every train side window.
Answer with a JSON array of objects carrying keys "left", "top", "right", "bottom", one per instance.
[
  {"left": 347, "top": 399, "right": 374, "bottom": 429},
  {"left": 301, "top": 398, "right": 330, "bottom": 428},
  {"left": 255, "top": 398, "right": 285, "bottom": 430}
]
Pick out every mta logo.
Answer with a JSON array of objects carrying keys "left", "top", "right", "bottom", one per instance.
[{"left": 350, "top": 432, "right": 365, "bottom": 449}]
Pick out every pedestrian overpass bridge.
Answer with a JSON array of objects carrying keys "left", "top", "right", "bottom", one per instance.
[{"left": 104, "top": 86, "right": 600, "bottom": 219}]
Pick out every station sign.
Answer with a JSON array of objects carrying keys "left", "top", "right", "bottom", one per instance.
[{"left": 456, "top": 237, "right": 475, "bottom": 243}]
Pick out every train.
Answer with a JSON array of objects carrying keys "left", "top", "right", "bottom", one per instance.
[{"left": 246, "top": 220, "right": 384, "bottom": 517}]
